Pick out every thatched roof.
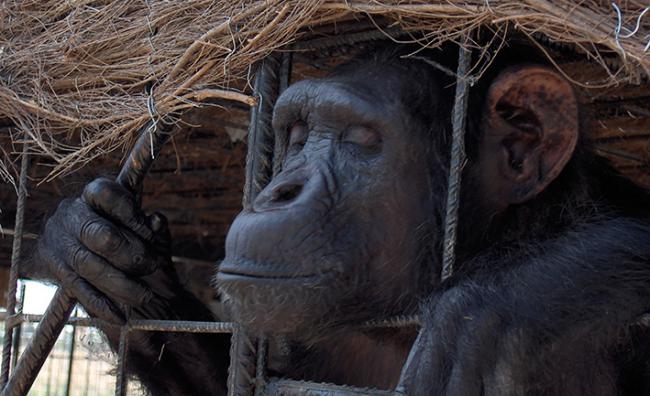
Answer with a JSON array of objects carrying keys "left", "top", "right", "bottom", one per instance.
[
  {"left": 1, "top": 1, "right": 650, "bottom": 270},
  {"left": 1, "top": 0, "right": 649, "bottom": 183}
]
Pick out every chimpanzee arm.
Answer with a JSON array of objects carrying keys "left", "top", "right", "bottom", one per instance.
[
  {"left": 106, "top": 290, "right": 230, "bottom": 396},
  {"left": 399, "top": 218, "right": 650, "bottom": 396},
  {"left": 34, "top": 178, "right": 230, "bottom": 396}
]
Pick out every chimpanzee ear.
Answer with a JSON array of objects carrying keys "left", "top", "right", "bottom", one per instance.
[{"left": 478, "top": 65, "right": 579, "bottom": 205}]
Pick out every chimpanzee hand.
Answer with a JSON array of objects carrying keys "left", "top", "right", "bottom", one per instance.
[
  {"left": 398, "top": 285, "right": 535, "bottom": 396},
  {"left": 37, "top": 178, "right": 230, "bottom": 395},
  {"left": 36, "top": 177, "right": 178, "bottom": 324}
]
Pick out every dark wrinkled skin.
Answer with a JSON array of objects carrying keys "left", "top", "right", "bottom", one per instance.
[{"left": 34, "top": 48, "right": 650, "bottom": 395}]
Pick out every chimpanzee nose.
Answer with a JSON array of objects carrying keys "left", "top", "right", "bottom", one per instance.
[
  {"left": 271, "top": 182, "right": 303, "bottom": 203},
  {"left": 252, "top": 170, "right": 310, "bottom": 212}
]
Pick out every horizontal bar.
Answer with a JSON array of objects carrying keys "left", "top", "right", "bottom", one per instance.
[
  {"left": 126, "top": 319, "right": 236, "bottom": 333},
  {"left": 2, "top": 313, "right": 236, "bottom": 334},
  {"left": 2, "top": 313, "right": 102, "bottom": 330}
]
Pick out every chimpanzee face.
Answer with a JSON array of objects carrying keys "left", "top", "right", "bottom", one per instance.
[{"left": 216, "top": 61, "right": 440, "bottom": 337}]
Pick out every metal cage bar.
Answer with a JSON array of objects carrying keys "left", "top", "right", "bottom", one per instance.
[
  {"left": 0, "top": 144, "right": 30, "bottom": 387},
  {"left": 441, "top": 40, "right": 472, "bottom": 281}
]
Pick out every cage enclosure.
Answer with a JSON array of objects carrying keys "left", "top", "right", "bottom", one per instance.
[{"left": 0, "top": 1, "right": 649, "bottom": 395}]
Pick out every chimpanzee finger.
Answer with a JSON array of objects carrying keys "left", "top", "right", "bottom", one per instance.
[
  {"left": 397, "top": 326, "right": 447, "bottom": 395},
  {"left": 82, "top": 178, "right": 154, "bottom": 242},
  {"left": 48, "top": 254, "right": 124, "bottom": 324},
  {"left": 63, "top": 198, "right": 159, "bottom": 276},
  {"left": 445, "top": 312, "right": 501, "bottom": 396},
  {"left": 147, "top": 211, "right": 171, "bottom": 255},
  {"left": 445, "top": 342, "right": 483, "bottom": 396},
  {"left": 68, "top": 245, "right": 153, "bottom": 307}
]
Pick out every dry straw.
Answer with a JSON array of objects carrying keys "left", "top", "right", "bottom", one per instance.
[{"left": 0, "top": 0, "right": 648, "bottom": 182}]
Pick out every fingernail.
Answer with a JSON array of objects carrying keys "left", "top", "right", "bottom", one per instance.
[{"left": 150, "top": 214, "right": 163, "bottom": 232}]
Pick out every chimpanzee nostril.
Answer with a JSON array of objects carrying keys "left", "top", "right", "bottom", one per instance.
[{"left": 272, "top": 183, "right": 303, "bottom": 203}]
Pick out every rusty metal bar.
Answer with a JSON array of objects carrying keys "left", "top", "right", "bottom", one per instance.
[
  {"left": 128, "top": 320, "right": 235, "bottom": 333},
  {"left": 243, "top": 53, "right": 282, "bottom": 210},
  {"left": 2, "top": 313, "right": 237, "bottom": 333},
  {"left": 114, "top": 326, "right": 129, "bottom": 396},
  {"left": 9, "top": 283, "right": 25, "bottom": 373},
  {"left": 63, "top": 310, "right": 77, "bottom": 396},
  {"left": 440, "top": 42, "right": 472, "bottom": 281},
  {"left": 1, "top": 143, "right": 30, "bottom": 388},
  {"left": 231, "top": 51, "right": 286, "bottom": 396},
  {"left": 227, "top": 326, "right": 257, "bottom": 396}
]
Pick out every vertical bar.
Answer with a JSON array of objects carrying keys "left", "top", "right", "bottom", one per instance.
[
  {"left": 83, "top": 349, "right": 90, "bottom": 396},
  {"left": 242, "top": 54, "right": 282, "bottom": 210},
  {"left": 63, "top": 309, "right": 77, "bottom": 396},
  {"left": 278, "top": 51, "right": 292, "bottom": 93},
  {"left": 231, "top": 52, "right": 285, "bottom": 396},
  {"left": 397, "top": 42, "right": 473, "bottom": 395},
  {"left": 1, "top": 143, "right": 29, "bottom": 387},
  {"left": 10, "top": 283, "right": 25, "bottom": 372},
  {"left": 227, "top": 326, "right": 257, "bottom": 396},
  {"left": 253, "top": 337, "right": 268, "bottom": 396},
  {"left": 45, "top": 358, "right": 52, "bottom": 396},
  {"left": 273, "top": 50, "right": 293, "bottom": 177},
  {"left": 114, "top": 326, "right": 129, "bottom": 396},
  {"left": 440, "top": 43, "right": 472, "bottom": 281}
]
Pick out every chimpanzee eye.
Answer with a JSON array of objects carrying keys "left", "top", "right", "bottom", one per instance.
[
  {"left": 342, "top": 126, "right": 382, "bottom": 149},
  {"left": 288, "top": 121, "right": 308, "bottom": 149}
]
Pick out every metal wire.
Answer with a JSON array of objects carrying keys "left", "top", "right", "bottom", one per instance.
[
  {"left": 128, "top": 320, "right": 236, "bottom": 333},
  {"left": 114, "top": 326, "right": 129, "bottom": 396},
  {"left": 243, "top": 54, "right": 282, "bottom": 209},
  {"left": 1, "top": 143, "right": 30, "bottom": 388},
  {"left": 362, "top": 315, "right": 421, "bottom": 329},
  {"left": 441, "top": 43, "right": 472, "bottom": 281}
]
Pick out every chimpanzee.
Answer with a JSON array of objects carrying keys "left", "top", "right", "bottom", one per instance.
[{"left": 33, "top": 42, "right": 650, "bottom": 396}]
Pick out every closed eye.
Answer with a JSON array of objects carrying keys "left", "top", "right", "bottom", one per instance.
[
  {"left": 342, "top": 125, "right": 382, "bottom": 149},
  {"left": 288, "top": 121, "right": 309, "bottom": 150}
]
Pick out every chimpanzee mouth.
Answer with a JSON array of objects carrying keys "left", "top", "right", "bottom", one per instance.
[{"left": 216, "top": 258, "right": 336, "bottom": 283}]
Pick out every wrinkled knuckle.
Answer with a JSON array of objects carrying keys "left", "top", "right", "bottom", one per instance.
[
  {"left": 83, "top": 220, "right": 123, "bottom": 252},
  {"left": 71, "top": 246, "right": 90, "bottom": 271},
  {"left": 71, "top": 248, "right": 103, "bottom": 280},
  {"left": 83, "top": 178, "right": 113, "bottom": 205}
]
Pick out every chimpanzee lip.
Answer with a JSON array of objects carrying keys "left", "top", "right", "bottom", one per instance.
[
  {"left": 216, "top": 270, "right": 323, "bottom": 282},
  {"left": 217, "top": 257, "right": 335, "bottom": 281}
]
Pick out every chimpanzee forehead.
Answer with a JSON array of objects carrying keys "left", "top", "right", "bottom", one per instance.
[{"left": 325, "top": 60, "right": 435, "bottom": 107}]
